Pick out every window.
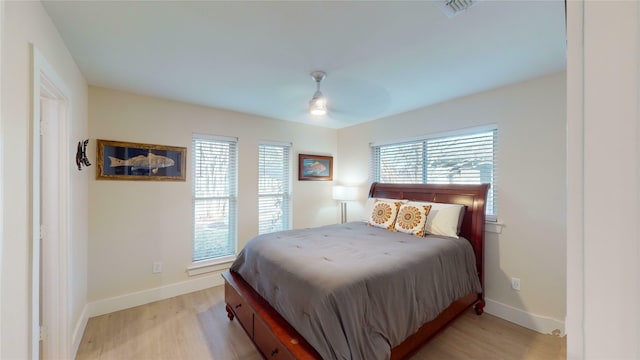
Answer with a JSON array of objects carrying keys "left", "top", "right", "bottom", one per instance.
[
  {"left": 371, "top": 128, "right": 497, "bottom": 219},
  {"left": 258, "top": 142, "right": 291, "bottom": 234},
  {"left": 192, "top": 134, "right": 237, "bottom": 263}
]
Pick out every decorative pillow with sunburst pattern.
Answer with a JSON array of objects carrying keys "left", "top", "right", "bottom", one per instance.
[
  {"left": 368, "top": 200, "right": 403, "bottom": 230},
  {"left": 362, "top": 197, "right": 408, "bottom": 222},
  {"left": 394, "top": 204, "right": 432, "bottom": 237}
]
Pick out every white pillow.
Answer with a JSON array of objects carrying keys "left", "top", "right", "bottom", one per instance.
[
  {"left": 407, "top": 201, "right": 465, "bottom": 238},
  {"left": 394, "top": 203, "right": 432, "bottom": 237},
  {"left": 368, "top": 200, "right": 403, "bottom": 230},
  {"left": 363, "top": 197, "right": 408, "bottom": 222}
]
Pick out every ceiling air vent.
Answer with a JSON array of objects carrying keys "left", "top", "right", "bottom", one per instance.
[{"left": 435, "top": 0, "right": 479, "bottom": 18}]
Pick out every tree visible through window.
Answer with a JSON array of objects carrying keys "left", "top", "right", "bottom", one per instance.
[
  {"left": 371, "top": 129, "right": 497, "bottom": 218},
  {"left": 192, "top": 134, "right": 237, "bottom": 262},
  {"left": 258, "top": 143, "right": 291, "bottom": 234}
]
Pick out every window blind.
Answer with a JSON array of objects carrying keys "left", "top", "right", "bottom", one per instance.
[
  {"left": 371, "top": 129, "right": 497, "bottom": 218},
  {"left": 192, "top": 134, "right": 238, "bottom": 262},
  {"left": 258, "top": 143, "right": 291, "bottom": 234}
]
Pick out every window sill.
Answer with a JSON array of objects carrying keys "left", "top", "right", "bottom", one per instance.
[
  {"left": 485, "top": 220, "right": 505, "bottom": 234},
  {"left": 187, "top": 256, "right": 235, "bottom": 277}
]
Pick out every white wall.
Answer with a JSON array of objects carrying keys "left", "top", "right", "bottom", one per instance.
[
  {"left": 1, "top": 1, "right": 89, "bottom": 358},
  {"left": 88, "top": 87, "right": 337, "bottom": 304},
  {"left": 336, "top": 73, "right": 566, "bottom": 333},
  {"left": 567, "top": 2, "right": 640, "bottom": 358}
]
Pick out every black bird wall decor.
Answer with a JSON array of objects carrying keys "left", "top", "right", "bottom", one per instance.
[{"left": 76, "top": 139, "right": 91, "bottom": 170}]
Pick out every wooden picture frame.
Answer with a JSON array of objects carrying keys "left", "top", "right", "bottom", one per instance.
[
  {"left": 96, "top": 139, "right": 186, "bottom": 181},
  {"left": 298, "top": 154, "right": 333, "bottom": 181}
]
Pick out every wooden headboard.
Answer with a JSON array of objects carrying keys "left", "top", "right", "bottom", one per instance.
[{"left": 368, "top": 182, "right": 490, "bottom": 291}]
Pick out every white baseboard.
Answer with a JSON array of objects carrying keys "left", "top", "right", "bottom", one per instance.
[
  {"left": 88, "top": 272, "right": 226, "bottom": 317},
  {"left": 484, "top": 297, "right": 565, "bottom": 336},
  {"left": 71, "top": 304, "right": 89, "bottom": 358}
]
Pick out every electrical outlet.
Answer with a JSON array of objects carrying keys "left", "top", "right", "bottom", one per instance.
[
  {"left": 152, "top": 262, "right": 162, "bottom": 274},
  {"left": 511, "top": 277, "right": 521, "bottom": 291}
]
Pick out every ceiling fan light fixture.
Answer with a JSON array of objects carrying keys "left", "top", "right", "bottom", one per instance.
[
  {"left": 435, "top": 0, "right": 480, "bottom": 17},
  {"left": 309, "top": 91, "right": 327, "bottom": 116},
  {"left": 309, "top": 71, "right": 328, "bottom": 116}
]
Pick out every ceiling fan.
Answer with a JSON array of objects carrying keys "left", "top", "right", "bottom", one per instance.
[{"left": 302, "top": 70, "right": 391, "bottom": 124}]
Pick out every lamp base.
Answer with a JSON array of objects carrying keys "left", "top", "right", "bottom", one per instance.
[{"left": 340, "top": 202, "right": 347, "bottom": 224}]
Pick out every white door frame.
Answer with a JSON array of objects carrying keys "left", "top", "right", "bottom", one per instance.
[{"left": 32, "top": 46, "right": 71, "bottom": 360}]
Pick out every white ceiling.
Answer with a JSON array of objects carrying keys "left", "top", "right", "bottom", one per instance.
[{"left": 42, "top": 1, "right": 566, "bottom": 129}]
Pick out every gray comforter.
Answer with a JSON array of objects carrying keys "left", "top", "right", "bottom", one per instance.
[{"left": 230, "top": 222, "right": 482, "bottom": 360}]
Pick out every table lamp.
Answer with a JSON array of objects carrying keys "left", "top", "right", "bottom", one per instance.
[{"left": 332, "top": 186, "right": 358, "bottom": 224}]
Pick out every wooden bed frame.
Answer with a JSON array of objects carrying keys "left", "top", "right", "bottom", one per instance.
[{"left": 223, "top": 182, "right": 490, "bottom": 360}]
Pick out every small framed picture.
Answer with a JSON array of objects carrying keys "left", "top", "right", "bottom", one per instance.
[
  {"left": 96, "top": 139, "right": 186, "bottom": 181},
  {"left": 298, "top": 154, "right": 333, "bottom": 181}
]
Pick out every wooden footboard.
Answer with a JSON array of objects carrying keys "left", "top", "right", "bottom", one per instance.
[
  {"left": 223, "top": 271, "right": 322, "bottom": 360},
  {"left": 390, "top": 292, "right": 483, "bottom": 360},
  {"left": 223, "top": 271, "right": 483, "bottom": 360}
]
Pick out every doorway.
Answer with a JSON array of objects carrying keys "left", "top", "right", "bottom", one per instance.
[{"left": 32, "top": 47, "right": 70, "bottom": 360}]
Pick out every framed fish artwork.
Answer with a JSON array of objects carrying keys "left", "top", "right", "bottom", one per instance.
[
  {"left": 298, "top": 153, "right": 333, "bottom": 181},
  {"left": 96, "top": 139, "right": 186, "bottom": 181}
]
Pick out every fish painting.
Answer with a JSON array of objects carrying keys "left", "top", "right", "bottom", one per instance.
[
  {"left": 304, "top": 161, "right": 327, "bottom": 175},
  {"left": 109, "top": 152, "right": 175, "bottom": 174}
]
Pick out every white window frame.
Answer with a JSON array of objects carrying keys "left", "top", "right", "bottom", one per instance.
[
  {"left": 258, "top": 141, "right": 292, "bottom": 234},
  {"left": 188, "top": 134, "right": 238, "bottom": 275},
  {"left": 371, "top": 126, "right": 497, "bottom": 221}
]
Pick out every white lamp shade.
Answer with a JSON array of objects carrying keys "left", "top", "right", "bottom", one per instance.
[{"left": 332, "top": 186, "right": 358, "bottom": 201}]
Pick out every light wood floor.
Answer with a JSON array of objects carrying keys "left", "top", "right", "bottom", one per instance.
[{"left": 76, "top": 286, "right": 566, "bottom": 359}]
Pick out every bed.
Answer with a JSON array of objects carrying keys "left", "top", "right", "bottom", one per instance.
[{"left": 222, "top": 182, "right": 489, "bottom": 360}]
